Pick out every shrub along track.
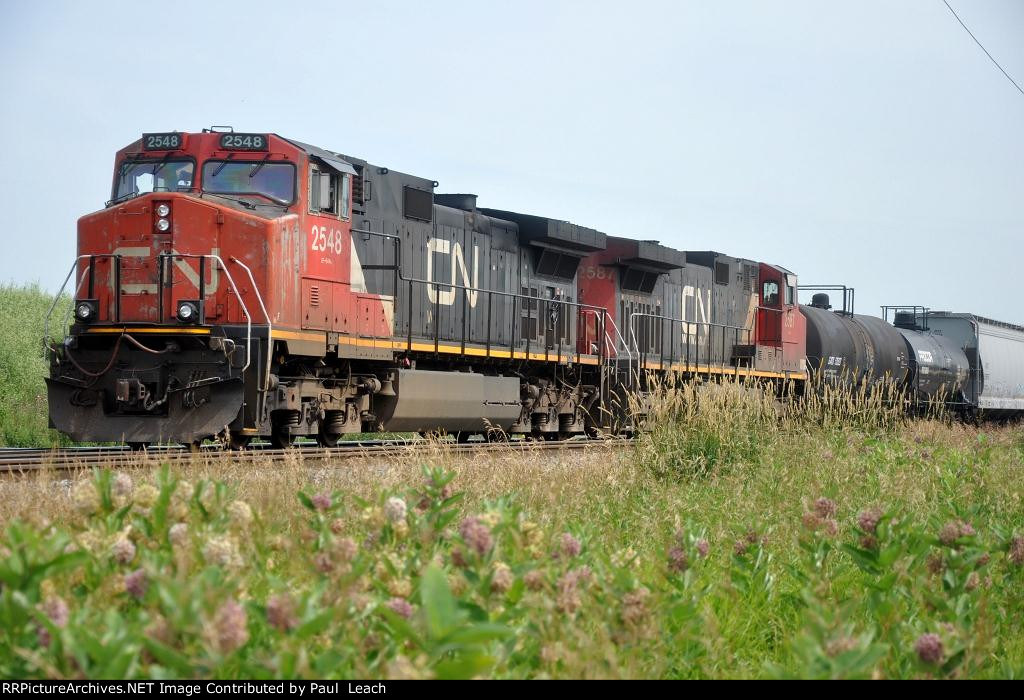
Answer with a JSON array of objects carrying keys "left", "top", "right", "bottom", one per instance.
[{"left": 0, "top": 438, "right": 634, "bottom": 474}]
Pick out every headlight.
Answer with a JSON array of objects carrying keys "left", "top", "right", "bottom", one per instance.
[
  {"left": 155, "top": 203, "right": 170, "bottom": 217},
  {"left": 177, "top": 301, "right": 200, "bottom": 323},
  {"left": 156, "top": 218, "right": 171, "bottom": 232},
  {"left": 75, "top": 300, "right": 98, "bottom": 323}
]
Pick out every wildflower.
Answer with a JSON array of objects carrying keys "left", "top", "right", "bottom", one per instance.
[
  {"left": 168, "top": 523, "right": 188, "bottom": 548},
  {"left": 203, "top": 536, "right": 241, "bottom": 568},
  {"left": 450, "top": 548, "right": 467, "bottom": 568},
  {"left": 695, "top": 539, "right": 710, "bottom": 558},
  {"left": 386, "top": 597, "right": 415, "bottom": 619},
  {"left": 521, "top": 521, "right": 543, "bottom": 546},
  {"left": 458, "top": 516, "right": 493, "bottom": 556},
  {"left": 524, "top": 570, "right": 545, "bottom": 591},
  {"left": 825, "top": 637, "right": 858, "bottom": 658},
  {"left": 72, "top": 480, "right": 100, "bottom": 515},
  {"left": 36, "top": 596, "right": 70, "bottom": 647},
  {"left": 330, "top": 518, "right": 345, "bottom": 535},
  {"left": 124, "top": 569, "right": 148, "bottom": 599},
  {"left": 449, "top": 574, "right": 468, "bottom": 596},
  {"left": 558, "top": 533, "right": 582, "bottom": 559},
  {"left": 556, "top": 572, "right": 581, "bottom": 615},
  {"left": 1009, "top": 536, "right": 1024, "bottom": 567},
  {"left": 621, "top": 588, "right": 650, "bottom": 626},
  {"left": 801, "top": 512, "right": 821, "bottom": 531},
  {"left": 393, "top": 520, "right": 409, "bottom": 539},
  {"left": 823, "top": 519, "right": 839, "bottom": 537},
  {"left": 857, "top": 508, "right": 882, "bottom": 534},
  {"left": 135, "top": 484, "right": 160, "bottom": 509},
  {"left": 111, "top": 536, "right": 136, "bottom": 565},
  {"left": 813, "top": 497, "right": 837, "bottom": 519},
  {"left": 860, "top": 535, "right": 879, "bottom": 550},
  {"left": 112, "top": 473, "right": 134, "bottom": 499},
  {"left": 914, "top": 633, "right": 944, "bottom": 665},
  {"left": 965, "top": 572, "right": 980, "bottom": 592},
  {"left": 958, "top": 521, "right": 976, "bottom": 537},
  {"left": 977, "top": 552, "right": 991, "bottom": 567},
  {"left": 227, "top": 501, "right": 253, "bottom": 530},
  {"left": 314, "top": 552, "right": 333, "bottom": 574},
  {"left": 333, "top": 536, "right": 358, "bottom": 563},
  {"left": 612, "top": 548, "right": 640, "bottom": 569},
  {"left": 927, "top": 553, "right": 945, "bottom": 575},
  {"left": 388, "top": 579, "right": 413, "bottom": 598},
  {"left": 668, "top": 546, "right": 688, "bottom": 573},
  {"left": 384, "top": 497, "right": 407, "bottom": 523},
  {"left": 311, "top": 493, "right": 332, "bottom": 511},
  {"left": 213, "top": 600, "right": 249, "bottom": 653},
  {"left": 361, "top": 506, "right": 385, "bottom": 529},
  {"left": 491, "top": 562, "right": 514, "bottom": 593},
  {"left": 266, "top": 594, "right": 298, "bottom": 632}
]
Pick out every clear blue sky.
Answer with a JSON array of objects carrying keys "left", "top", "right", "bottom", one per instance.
[{"left": 1, "top": 0, "right": 1021, "bottom": 322}]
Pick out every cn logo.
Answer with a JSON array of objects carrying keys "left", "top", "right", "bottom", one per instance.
[{"left": 426, "top": 238, "right": 479, "bottom": 308}]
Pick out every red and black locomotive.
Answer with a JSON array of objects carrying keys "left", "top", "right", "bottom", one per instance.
[{"left": 69, "top": 126, "right": 1017, "bottom": 448}]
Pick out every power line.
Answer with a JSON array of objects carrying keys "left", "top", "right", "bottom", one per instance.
[{"left": 942, "top": 0, "right": 1024, "bottom": 98}]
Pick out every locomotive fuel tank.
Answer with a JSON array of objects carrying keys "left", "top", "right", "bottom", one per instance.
[{"left": 799, "top": 294, "right": 909, "bottom": 386}]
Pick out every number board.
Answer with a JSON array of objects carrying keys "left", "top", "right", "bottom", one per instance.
[
  {"left": 219, "top": 133, "right": 269, "bottom": 151},
  {"left": 142, "top": 133, "right": 184, "bottom": 151}
]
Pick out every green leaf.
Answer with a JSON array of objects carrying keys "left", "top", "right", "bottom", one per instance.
[
  {"left": 443, "top": 623, "right": 514, "bottom": 645},
  {"left": 434, "top": 652, "right": 495, "bottom": 680},
  {"left": 143, "top": 638, "right": 193, "bottom": 675},
  {"left": 297, "top": 491, "right": 316, "bottom": 511},
  {"left": 295, "top": 610, "right": 334, "bottom": 640},
  {"left": 421, "top": 564, "right": 457, "bottom": 640}
]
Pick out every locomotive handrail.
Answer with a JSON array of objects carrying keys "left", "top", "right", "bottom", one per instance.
[
  {"left": 626, "top": 311, "right": 754, "bottom": 387},
  {"left": 352, "top": 227, "right": 610, "bottom": 364},
  {"left": 228, "top": 256, "right": 273, "bottom": 394},
  {"left": 160, "top": 254, "right": 254, "bottom": 373},
  {"left": 44, "top": 255, "right": 92, "bottom": 357}
]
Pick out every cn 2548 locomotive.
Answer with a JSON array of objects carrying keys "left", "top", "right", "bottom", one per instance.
[{"left": 44, "top": 129, "right": 1024, "bottom": 446}]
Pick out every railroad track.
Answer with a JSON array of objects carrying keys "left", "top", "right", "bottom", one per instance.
[{"left": 0, "top": 438, "right": 634, "bottom": 473}]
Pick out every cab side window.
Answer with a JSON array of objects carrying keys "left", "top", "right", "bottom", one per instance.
[
  {"left": 762, "top": 280, "right": 779, "bottom": 306},
  {"left": 310, "top": 166, "right": 345, "bottom": 217}
]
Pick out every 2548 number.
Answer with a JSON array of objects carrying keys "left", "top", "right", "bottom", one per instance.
[
  {"left": 220, "top": 134, "right": 266, "bottom": 150},
  {"left": 310, "top": 225, "right": 344, "bottom": 255}
]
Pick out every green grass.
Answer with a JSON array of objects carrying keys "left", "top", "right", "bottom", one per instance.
[
  {"left": 1, "top": 385, "right": 1023, "bottom": 678},
  {"left": 0, "top": 283, "right": 70, "bottom": 447}
]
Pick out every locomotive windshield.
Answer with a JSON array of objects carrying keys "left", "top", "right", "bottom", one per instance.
[
  {"left": 114, "top": 159, "right": 194, "bottom": 201},
  {"left": 201, "top": 161, "right": 295, "bottom": 205}
]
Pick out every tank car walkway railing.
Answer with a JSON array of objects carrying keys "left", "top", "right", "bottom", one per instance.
[
  {"left": 352, "top": 228, "right": 610, "bottom": 368},
  {"left": 625, "top": 312, "right": 754, "bottom": 389}
]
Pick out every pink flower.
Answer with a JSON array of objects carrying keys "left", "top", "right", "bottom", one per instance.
[
  {"left": 311, "top": 493, "right": 332, "bottom": 511},
  {"left": 386, "top": 597, "right": 415, "bottom": 619},
  {"left": 111, "top": 536, "right": 136, "bottom": 565},
  {"left": 667, "top": 546, "right": 688, "bottom": 573},
  {"left": 124, "top": 569, "right": 148, "bottom": 599},
  {"left": 857, "top": 508, "right": 882, "bottom": 534},
  {"left": 266, "top": 594, "right": 298, "bottom": 632},
  {"left": 559, "top": 533, "right": 582, "bottom": 559},
  {"left": 914, "top": 633, "right": 944, "bottom": 665},
  {"left": 213, "top": 600, "right": 249, "bottom": 653},
  {"left": 695, "top": 539, "right": 710, "bottom": 558},
  {"left": 813, "top": 498, "right": 837, "bottom": 519},
  {"left": 458, "top": 516, "right": 493, "bottom": 556}
]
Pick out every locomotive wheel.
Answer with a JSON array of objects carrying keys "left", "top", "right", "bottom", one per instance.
[
  {"left": 316, "top": 428, "right": 342, "bottom": 448},
  {"left": 270, "top": 429, "right": 295, "bottom": 449},
  {"left": 227, "top": 433, "right": 251, "bottom": 451}
]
